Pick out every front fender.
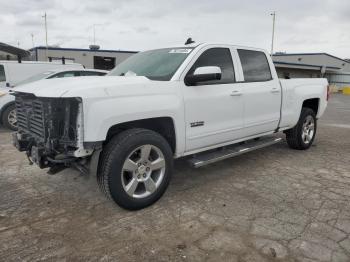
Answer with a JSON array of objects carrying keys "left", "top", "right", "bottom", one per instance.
[{"left": 82, "top": 93, "right": 185, "bottom": 155}]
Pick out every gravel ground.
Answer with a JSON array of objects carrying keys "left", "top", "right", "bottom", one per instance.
[{"left": 0, "top": 94, "right": 349, "bottom": 262}]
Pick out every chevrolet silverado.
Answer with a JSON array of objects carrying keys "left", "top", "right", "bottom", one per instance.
[{"left": 12, "top": 43, "right": 329, "bottom": 210}]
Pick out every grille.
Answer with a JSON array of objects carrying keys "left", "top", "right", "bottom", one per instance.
[{"left": 15, "top": 98, "right": 45, "bottom": 138}]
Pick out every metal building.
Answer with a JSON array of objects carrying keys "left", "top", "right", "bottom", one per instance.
[
  {"left": 0, "top": 42, "right": 31, "bottom": 61},
  {"left": 30, "top": 46, "right": 138, "bottom": 70},
  {"left": 272, "top": 53, "right": 350, "bottom": 89}
]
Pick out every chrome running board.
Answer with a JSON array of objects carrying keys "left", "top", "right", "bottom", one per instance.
[{"left": 188, "top": 136, "right": 282, "bottom": 168}]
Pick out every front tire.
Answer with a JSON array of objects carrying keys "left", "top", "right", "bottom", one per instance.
[
  {"left": 285, "top": 107, "right": 317, "bottom": 150},
  {"left": 98, "top": 128, "right": 173, "bottom": 210},
  {"left": 1, "top": 104, "right": 17, "bottom": 131}
]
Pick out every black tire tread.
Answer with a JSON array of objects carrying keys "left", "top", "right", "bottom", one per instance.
[
  {"left": 285, "top": 107, "right": 316, "bottom": 150},
  {"left": 97, "top": 128, "right": 173, "bottom": 210},
  {"left": 97, "top": 128, "right": 147, "bottom": 200}
]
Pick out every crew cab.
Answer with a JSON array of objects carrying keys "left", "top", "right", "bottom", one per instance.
[{"left": 11, "top": 43, "right": 329, "bottom": 210}]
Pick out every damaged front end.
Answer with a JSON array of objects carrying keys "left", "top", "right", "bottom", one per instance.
[{"left": 12, "top": 92, "right": 100, "bottom": 175}]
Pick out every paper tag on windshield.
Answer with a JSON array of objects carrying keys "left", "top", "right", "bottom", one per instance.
[
  {"left": 124, "top": 71, "right": 137, "bottom": 77},
  {"left": 169, "top": 49, "right": 192, "bottom": 54}
]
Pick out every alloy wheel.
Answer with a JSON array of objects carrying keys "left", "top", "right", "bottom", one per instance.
[
  {"left": 121, "top": 144, "right": 166, "bottom": 199},
  {"left": 301, "top": 115, "right": 315, "bottom": 144},
  {"left": 7, "top": 109, "right": 17, "bottom": 129}
]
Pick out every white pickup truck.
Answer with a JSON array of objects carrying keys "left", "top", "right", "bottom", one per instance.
[{"left": 12, "top": 43, "right": 329, "bottom": 210}]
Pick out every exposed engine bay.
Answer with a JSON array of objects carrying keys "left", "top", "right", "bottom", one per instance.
[{"left": 12, "top": 92, "right": 97, "bottom": 174}]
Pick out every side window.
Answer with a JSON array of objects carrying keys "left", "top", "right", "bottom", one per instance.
[
  {"left": 187, "top": 48, "right": 235, "bottom": 85},
  {"left": 238, "top": 49, "right": 272, "bottom": 82},
  {"left": 80, "top": 71, "right": 106, "bottom": 76},
  {"left": 50, "top": 71, "right": 77, "bottom": 78},
  {"left": 0, "top": 65, "right": 6, "bottom": 82}
]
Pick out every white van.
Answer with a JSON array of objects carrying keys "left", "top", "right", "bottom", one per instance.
[
  {"left": 0, "top": 61, "right": 84, "bottom": 88},
  {"left": 0, "top": 68, "right": 107, "bottom": 130}
]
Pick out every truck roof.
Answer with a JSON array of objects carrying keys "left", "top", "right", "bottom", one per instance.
[
  {"left": 0, "top": 60, "right": 80, "bottom": 66},
  {"left": 171, "top": 42, "right": 268, "bottom": 53}
]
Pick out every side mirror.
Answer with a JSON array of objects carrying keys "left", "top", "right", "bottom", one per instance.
[{"left": 185, "top": 66, "right": 222, "bottom": 86}]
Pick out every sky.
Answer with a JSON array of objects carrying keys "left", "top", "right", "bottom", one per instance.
[{"left": 1, "top": 0, "right": 349, "bottom": 58}]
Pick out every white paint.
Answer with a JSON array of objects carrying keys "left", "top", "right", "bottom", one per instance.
[
  {"left": 13, "top": 43, "right": 328, "bottom": 158},
  {"left": 193, "top": 66, "right": 221, "bottom": 75}
]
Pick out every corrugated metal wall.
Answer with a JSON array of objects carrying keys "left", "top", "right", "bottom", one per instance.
[{"left": 327, "top": 73, "right": 350, "bottom": 89}]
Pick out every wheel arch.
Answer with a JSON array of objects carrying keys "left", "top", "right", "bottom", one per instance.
[
  {"left": 105, "top": 117, "right": 177, "bottom": 154},
  {"left": 302, "top": 98, "right": 319, "bottom": 115}
]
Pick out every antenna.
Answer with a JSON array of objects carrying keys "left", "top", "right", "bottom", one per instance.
[
  {"left": 185, "top": 38, "right": 195, "bottom": 45},
  {"left": 92, "top": 24, "right": 103, "bottom": 45}
]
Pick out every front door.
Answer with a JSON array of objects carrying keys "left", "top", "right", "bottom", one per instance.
[{"left": 183, "top": 47, "right": 244, "bottom": 152}]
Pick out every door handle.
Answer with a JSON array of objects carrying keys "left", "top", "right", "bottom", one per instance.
[
  {"left": 271, "top": 87, "right": 280, "bottom": 93},
  {"left": 230, "top": 90, "right": 242, "bottom": 96}
]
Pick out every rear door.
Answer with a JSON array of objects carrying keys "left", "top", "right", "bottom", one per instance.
[
  {"left": 237, "top": 49, "right": 281, "bottom": 136},
  {"left": 183, "top": 46, "right": 244, "bottom": 152}
]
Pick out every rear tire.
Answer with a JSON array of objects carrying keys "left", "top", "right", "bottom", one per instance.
[
  {"left": 97, "top": 128, "right": 173, "bottom": 210},
  {"left": 285, "top": 107, "right": 317, "bottom": 150},
  {"left": 1, "top": 104, "right": 17, "bottom": 131}
]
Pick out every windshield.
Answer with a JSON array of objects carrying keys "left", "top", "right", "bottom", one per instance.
[
  {"left": 16, "top": 71, "right": 55, "bottom": 86},
  {"left": 108, "top": 47, "right": 194, "bottom": 81}
]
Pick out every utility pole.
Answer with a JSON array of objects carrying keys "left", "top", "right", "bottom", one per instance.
[
  {"left": 270, "top": 11, "right": 276, "bottom": 55},
  {"left": 42, "top": 12, "right": 49, "bottom": 61},
  {"left": 31, "top": 33, "right": 34, "bottom": 48},
  {"left": 93, "top": 24, "right": 96, "bottom": 45}
]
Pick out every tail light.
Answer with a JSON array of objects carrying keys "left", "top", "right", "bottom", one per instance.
[{"left": 327, "top": 85, "right": 330, "bottom": 101}]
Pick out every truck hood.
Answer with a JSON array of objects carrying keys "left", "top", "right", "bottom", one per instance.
[{"left": 13, "top": 76, "right": 152, "bottom": 98}]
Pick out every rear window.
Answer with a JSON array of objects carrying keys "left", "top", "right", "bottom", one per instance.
[
  {"left": 16, "top": 71, "right": 55, "bottom": 86},
  {"left": 238, "top": 49, "right": 272, "bottom": 82},
  {"left": 0, "top": 65, "right": 5, "bottom": 82},
  {"left": 49, "top": 71, "right": 76, "bottom": 78},
  {"left": 80, "top": 71, "right": 107, "bottom": 76}
]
